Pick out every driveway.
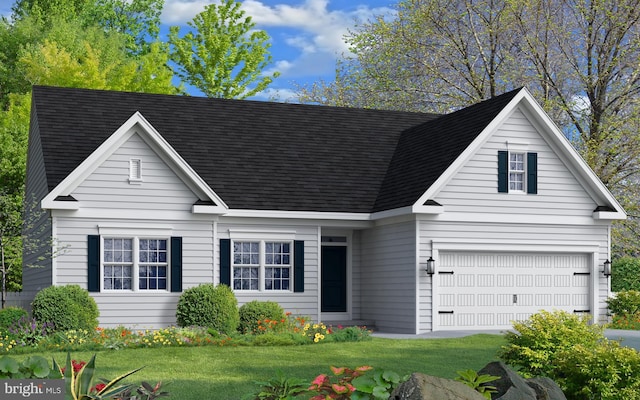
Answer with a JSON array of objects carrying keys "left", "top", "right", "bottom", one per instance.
[{"left": 373, "top": 329, "right": 640, "bottom": 351}]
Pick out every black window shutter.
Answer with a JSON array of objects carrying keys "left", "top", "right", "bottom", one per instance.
[
  {"left": 220, "top": 239, "right": 231, "bottom": 286},
  {"left": 87, "top": 235, "right": 100, "bottom": 292},
  {"left": 170, "top": 237, "right": 183, "bottom": 292},
  {"left": 497, "top": 150, "right": 508, "bottom": 193},
  {"left": 527, "top": 152, "right": 538, "bottom": 194},
  {"left": 294, "top": 240, "right": 304, "bottom": 292}
]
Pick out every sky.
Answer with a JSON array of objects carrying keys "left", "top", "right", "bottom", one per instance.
[{"left": 0, "top": 0, "right": 398, "bottom": 101}]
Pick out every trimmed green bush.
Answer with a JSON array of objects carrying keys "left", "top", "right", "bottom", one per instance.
[
  {"left": 498, "top": 310, "right": 604, "bottom": 378},
  {"left": 238, "top": 300, "right": 285, "bottom": 334},
  {"left": 556, "top": 341, "right": 640, "bottom": 400},
  {"left": 0, "top": 307, "right": 28, "bottom": 333},
  {"left": 31, "top": 285, "right": 99, "bottom": 332},
  {"left": 612, "top": 257, "right": 640, "bottom": 292},
  {"left": 176, "top": 284, "right": 239, "bottom": 334},
  {"left": 607, "top": 290, "right": 640, "bottom": 316}
]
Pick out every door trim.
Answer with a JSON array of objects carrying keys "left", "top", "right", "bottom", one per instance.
[{"left": 320, "top": 231, "right": 351, "bottom": 321}]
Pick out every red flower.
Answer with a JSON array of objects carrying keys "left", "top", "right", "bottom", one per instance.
[{"left": 92, "top": 383, "right": 106, "bottom": 393}]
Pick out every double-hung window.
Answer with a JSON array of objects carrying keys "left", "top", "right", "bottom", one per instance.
[
  {"left": 509, "top": 152, "right": 525, "bottom": 192},
  {"left": 232, "top": 240, "right": 292, "bottom": 291},
  {"left": 102, "top": 237, "right": 168, "bottom": 291}
]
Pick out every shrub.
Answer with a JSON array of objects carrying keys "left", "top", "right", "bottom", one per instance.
[
  {"left": 9, "top": 316, "right": 53, "bottom": 347},
  {"left": 0, "top": 307, "right": 28, "bottom": 333},
  {"left": 238, "top": 300, "right": 285, "bottom": 334},
  {"left": 498, "top": 310, "right": 604, "bottom": 378},
  {"left": 31, "top": 285, "right": 99, "bottom": 332},
  {"left": 612, "top": 257, "right": 640, "bottom": 292},
  {"left": 607, "top": 290, "right": 640, "bottom": 316},
  {"left": 555, "top": 341, "right": 640, "bottom": 400},
  {"left": 176, "top": 284, "right": 239, "bottom": 334},
  {"left": 609, "top": 312, "right": 640, "bottom": 330}
]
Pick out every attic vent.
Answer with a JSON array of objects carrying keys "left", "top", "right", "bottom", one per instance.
[{"left": 129, "top": 159, "right": 142, "bottom": 183}]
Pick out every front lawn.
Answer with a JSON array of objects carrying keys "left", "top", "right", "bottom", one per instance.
[{"left": 14, "top": 334, "right": 505, "bottom": 399}]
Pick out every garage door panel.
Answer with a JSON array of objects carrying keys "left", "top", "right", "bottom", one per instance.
[{"left": 437, "top": 252, "right": 591, "bottom": 330}]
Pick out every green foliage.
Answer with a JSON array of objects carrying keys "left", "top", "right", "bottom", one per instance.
[
  {"left": 0, "top": 354, "right": 57, "bottom": 378},
  {"left": 352, "top": 369, "right": 403, "bottom": 400},
  {"left": 609, "top": 313, "right": 640, "bottom": 330},
  {"left": 245, "top": 370, "right": 309, "bottom": 400},
  {"left": 555, "top": 341, "right": 640, "bottom": 400},
  {"left": 117, "top": 381, "right": 170, "bottom": 400},
  {"left": 327, "top": 326, "right": 372, "bottom": 343},
  {"left": 498, "top": 310, "right": 604, "bottom": 378},
  {"left": 607, "top": 290, "right": 640, "bottom": 316},
  {"left": 56, "top": 352, "right": 142, "bottom": 400},
  {"left": 168, "top": 0, "right": 279, "bottom": 98},
  {"left": 239, "top": 300, "right": 285, "bottom": 334},
  {"left": 308, "top": 366, "right": 373, "bottom": 400},
  {"left": 611, "top": 258, "right": 640, "bottom": 292},
  {"left": 454, "top": 369, "right": 499, "bottom": 400},
  {"left": 0, "top": 307, "right": 27, "bottom": 332},
  {"left": 32, "top": 284, "right": 99, "bottom": 332},
  {"left": 9, "top": 316, "right": 52, "bottom": 346},
  {"left": 176, "top": 284, "right": 239, "bottom": 334}
]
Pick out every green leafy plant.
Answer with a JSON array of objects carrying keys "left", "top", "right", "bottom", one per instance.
[
  {"left": 176, "top": 284, "right": 239, "bottom": 334},
  {"left": 498, "top": 310, "right": 604, "bottom": 377},
  {"left": 245, "top": 371, "right": 308, "bottom": 400},
  {"left": 609, "top": 312, "right": 640, "bottom": 330},
  {"left": 0, "top": 355, "right": 58, "bottom": 378},
  {"left": 308, "top": 366, "right": 373, "bottom": 400},
  {"left": 55, "top": 353, "right": 143, "bottom": 400},
  {"left": 32, "top": 284, "right": 99, "bottom": 332},
  {"left": 455, "top": 369, "right": 499, "bottom": 400},
  {"left": 555, "top": 340, "right": 640, "bottom": 400},
  {"left": 607, "top": 290, "right": 640, "bottom": 316},
  {"left": 118, "top": 381, "right": 170, "bottom": 400},
  {"left": 611, "top": 257, "right": 640, "bottom": 292},
  {"left": 327, "top": 326, "right": 371, "bottom": 343},
  {"left": 351, "top": 369, "right": 403, "bottom": 399},
  {"left": 8, "top": 316, "right": 53, "bottom": 346},
  {"left": 0, "top": 306, "right": 27, "bottom": 334},
  {"left": 239, "top": 300, "right": 285, "bottom": 334}
]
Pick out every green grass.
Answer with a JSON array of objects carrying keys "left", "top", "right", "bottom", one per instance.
[{"left": 15, "top": 334, "right": 505, "bottom": 399}]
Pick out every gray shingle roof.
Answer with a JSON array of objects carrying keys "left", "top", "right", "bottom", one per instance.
[{"left": 30, "top": 86, "right": 520, "bottom": 213}]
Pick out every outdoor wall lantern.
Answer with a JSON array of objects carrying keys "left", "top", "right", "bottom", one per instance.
[
  {"left": 603, "top": 259, "right": 612, "bottom": 277},
  {"left": 426, "top": 256, "right": 435, "bottom": 275}
]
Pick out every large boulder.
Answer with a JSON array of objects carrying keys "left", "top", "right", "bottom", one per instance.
[
  {"left": 478, "top": 362, "right": 566, "bottom": 400},
  {"left": 526, "top": 377, "right": 567, "bottom": 400},
  {"left": 478, "top": 361, "right": 536, "bottom": 400},
  {"left": 389, "top": 372, "right": 486, "bottom": 400}
]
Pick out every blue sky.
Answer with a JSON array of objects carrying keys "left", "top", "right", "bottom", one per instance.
[{"left": 0, "top": 0, "right": 397, "bottom": 101}]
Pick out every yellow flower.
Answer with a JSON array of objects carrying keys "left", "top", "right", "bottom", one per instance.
[{"left": 314, "top": 337, "right": 319, "bottom": 343}]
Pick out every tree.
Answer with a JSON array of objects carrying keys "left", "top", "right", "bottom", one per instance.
[
  {"left": 297, "top": 0, "right": 640, "bottom": 257},
  {"left": 169, "top": 0, "right": 279, "bottom": 99}
]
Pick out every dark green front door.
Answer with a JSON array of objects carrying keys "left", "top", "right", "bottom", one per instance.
[{"left": 321, "top": 246, "right": 347, "bottom": 312}]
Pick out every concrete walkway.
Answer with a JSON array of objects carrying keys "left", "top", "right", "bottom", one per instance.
[{"left": 373, "top": 329, "right": 640, "bottom": 351}]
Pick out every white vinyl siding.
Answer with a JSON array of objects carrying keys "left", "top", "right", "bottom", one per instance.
[
  {"left": 72, "top": 133, "right": 198, "bottom": 212},
  {"left": 436, "top": 107, "right": 596, "bottom": 217},
  {"left": 360, "top": 219, "right": 417, "bottom": 334}
]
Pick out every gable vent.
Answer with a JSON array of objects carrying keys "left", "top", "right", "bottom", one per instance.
[{"left": 129, "top": 159, "right": 142, "bottom": 183}]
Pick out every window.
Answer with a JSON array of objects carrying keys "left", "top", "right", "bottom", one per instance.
[
  {"left": 509, "top": 152, "right": 525, "bottom": 192},
  {"left": 232, "top": 240, "right": 292, "bottom": 291},
  {"left": 498, "top": 151, "right": 537, "bottom": 194},
  {"left": 103, "top": 237, "right": 168, "bottom": 291}
]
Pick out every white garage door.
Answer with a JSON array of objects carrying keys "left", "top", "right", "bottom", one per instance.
[{"left": 436, "top": 252, "right": 591, "bottom": 330}]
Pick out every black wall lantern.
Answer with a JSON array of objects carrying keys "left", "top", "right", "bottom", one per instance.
[
  {"left": 426, "top": 256, "right": 435, "bottom": 275},
  {"left": 603, "top": 259, "right": 612, "bottom": 277}
]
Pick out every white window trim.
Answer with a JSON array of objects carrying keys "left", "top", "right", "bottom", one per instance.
[
  {"left": 100, "top": 235, "right": 171, "bottom": 292},
  {"left": 231, "top": 239, "right": 293, "bottom": 292},
  {"left": 508, "top": 151, "right": 526, "bottom": 193},
  {"left": 129, "top": 158, "right": 143, "bottom": 184}
]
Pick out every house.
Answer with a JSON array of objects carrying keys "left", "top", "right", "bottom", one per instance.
[{"left": 17, "top": 85, "right": 625, "bottom": 334}]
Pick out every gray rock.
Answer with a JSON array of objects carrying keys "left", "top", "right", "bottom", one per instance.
[
  {"left": 526, "top": 377, "right": 567, "bottom": 400},
  {"left": 477, "top": 361, "right": 536, "bottom": 400},
  {"left": 389, "top": 372, "right": 486, "bottom": 400}
]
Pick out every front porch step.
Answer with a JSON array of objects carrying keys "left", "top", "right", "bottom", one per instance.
[{"left": 323, "top": 320, "right": 376, "bottom": 331}]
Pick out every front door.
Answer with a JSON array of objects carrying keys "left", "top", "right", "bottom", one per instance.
[{"left": 321, "top": 246, "right": 347, "bottom": 312}]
